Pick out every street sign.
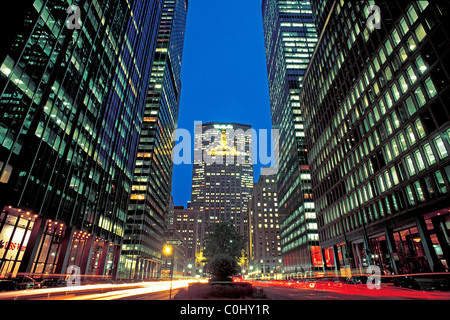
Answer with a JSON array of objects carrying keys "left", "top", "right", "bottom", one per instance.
[{"left": 166, "top": 239, "right": 183, "bottom": 246}]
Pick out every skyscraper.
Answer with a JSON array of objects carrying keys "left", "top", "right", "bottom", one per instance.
[
  {"left": 248, "top": 167, "right": 282, "bottom": 279},
  {"left": 301, "top": 1, "right": 450, "bottom": 274},
  {"left": 262, "top": 0, "right": 322, "bottom": 275},
  {"left": 120, "top": 0, "right": 189, "bottom": 280},
  {"left": 0, "top": 0, "right": 161, "bottom": 279},
  {"left": 190, "top": 122, "right": 254, "bottom": 274},
  {"left": 173, "top": 205, "right": 199, "bottom": 275}
]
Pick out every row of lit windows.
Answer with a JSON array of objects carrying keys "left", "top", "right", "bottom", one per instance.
[{"left": 311, "top": 11, "right": 437, "bottom": 198}]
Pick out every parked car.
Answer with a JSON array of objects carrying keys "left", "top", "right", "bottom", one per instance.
[
  {"left": 15, "top": 276, "right": 37, "bottom": 290},
  {"left": 393, "top": 276, "right": 420, "bottom": 290},
  {"left": 40, "top": 278, "right": 67, "bottom": 288},
  {"left": 0, "top": 280, "right": 20, "bottom": 292}
]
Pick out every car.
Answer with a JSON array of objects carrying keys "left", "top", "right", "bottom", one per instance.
[
  {"left": 0, "top": 280, "right": 20, "bottom": 292},
  {"left": 40, "top": 278, "right": 67, "bottom": 288},
  {"left": 393, "top": 276, "right": 420, "bottom": 290},
  {"left": 15, "top": 276, "right": 37, "bottom": 290}
]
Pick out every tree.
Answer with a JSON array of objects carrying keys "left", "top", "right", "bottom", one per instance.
[{"left": 203, "top": 222, "right": 247, "bottom": 281}]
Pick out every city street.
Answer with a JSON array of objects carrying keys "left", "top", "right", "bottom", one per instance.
[
  {"left": 257, "top": 283, "right": 450, "bottom": 300},
  {"left": 0, "top": 279, "right": 448, "bottom": 300},
  {"left": 0, "top": 280, "right": 192, "bottom": 300}
]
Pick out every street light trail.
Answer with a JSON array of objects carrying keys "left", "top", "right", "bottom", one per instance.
[{"left": 0, "top": 279, "right": 206, "bottom": 300}]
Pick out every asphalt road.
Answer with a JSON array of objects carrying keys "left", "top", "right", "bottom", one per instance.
[{"left": 258, "top": 284, "right": 450, "bottom": 300}]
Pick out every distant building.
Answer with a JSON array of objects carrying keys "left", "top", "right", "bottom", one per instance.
[
  {"left": 190, "top": 122, "right": 254, "bottom": 274},
  {"left": 248, "top": 168, "right": 282, "bottom": 279},
  {"left": 173, "top": 205, "right": 199, "bottom": 276}
]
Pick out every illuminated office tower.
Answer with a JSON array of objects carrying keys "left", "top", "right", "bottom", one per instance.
[
  {"left": 121, "top": 0, "right": 188, "bottom": 280},
  {"left": 0, "top": 0, "right": 161, "bottom": 279},
  {"left": 173, "top": 205, "right": 199, "bottom": 276},
  {"left": 190, "top": 122, "right": 254, "bottom": 273},
  {"left": 262, "top": 0, "right": 321, "bottom": 275},
  {"left": 248, "top": 168, "right": 282, "bottom": 279},
  {"left": 301, "top": 1, "right": 450, "bottom": 274}
]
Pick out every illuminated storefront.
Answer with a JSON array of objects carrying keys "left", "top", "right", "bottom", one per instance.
[{"left": 0, "top": 206, "right": 122, "bottom": 281}]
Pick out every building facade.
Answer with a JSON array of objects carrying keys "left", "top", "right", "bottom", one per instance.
[
  {"left": 248, "top": 168, "right": 282, "bottom": 279},
  {"left": 301, "top": 0, "right": 450, "bottom": 275},
  {"left": 190, "top": 122, "right": 254, "bottom": 274},
  {"left": 173, "top": 205, "right": 198, "bottom": 276},
  {"left": 0, "top": 0, "right": 162, "bottom": 280},
  {"left": 262, "top": 0, "right": 322, "bottom": 275},
  {"left": 120, "top": 0, "right": 189, "bottom": 280}
]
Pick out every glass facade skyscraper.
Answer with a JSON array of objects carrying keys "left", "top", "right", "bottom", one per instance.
[
  {"left": 190, "top": 122, "right": 254, "bottom": 274},
  {"left": 0, "top": 0, "right": 161, "bottom": 279},
  {"left": 301, "top": 1, "right": 450, "bottom": 274},
  {"left": 262, "top": 0, "right": 322, "bottom": 275},
  {"left": 120, "top": 0, "right": 188, "bottom": 280}
]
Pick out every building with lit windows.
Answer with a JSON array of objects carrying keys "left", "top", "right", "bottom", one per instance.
[
  {"left": 301, "top": 0, "right": 450, "bottom": 275},
  {"left": 173, "top": 205, "right": 198, "bottom": 276},
  {"left": 262, "top": 0, "right": 322, "bottom": 276},
  {"left": 248, "top": 168, "right": 282, "bottom": 279},
  {"left": 190, "top": 122, "right": 254, "bottom": 274},
  {"left": 120, "top": 0, "right": 188, "bottom": 280},
  {"left": 0, "top": 0, "right": 162, "bottom": 280}
]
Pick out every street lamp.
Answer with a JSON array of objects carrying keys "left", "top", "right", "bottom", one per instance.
[{"left": 163, "top": 245, "right": 174, "bottom": 300}]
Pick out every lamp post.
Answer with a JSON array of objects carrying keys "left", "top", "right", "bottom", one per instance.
[{"left": 163, "top": 245, "right": 174, "bottom": 300}]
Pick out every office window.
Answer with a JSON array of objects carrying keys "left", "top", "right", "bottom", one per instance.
[
  {"left": 407, "top": 36, "right": 417, "bottom": 52},
  {"left": 405, "top": 95, "right": 416, "bottom": 116},
  {"left": 406, "top": 125, "right": 416, "bottom": 145},
  {"left": 415, "top": 56, "right": 427, "bottom": 75},
  {"left": 417, "top": 1, "right": 429, "bottom": 12},
  {"left": 434, "top": 136, "right": 448, "bottom": 159},
  {"left": 399, "top": 18, "right": 409, "bottom": 36},
  {"left": 424, "top": 77, "right": 437, "bottom": 98},
  {"left": 391, "top": 167, "right": 400, "bottom": 185},
  {"left": 385, "top": 39, "right": 393, "bottom": 56},
  {"left": 399, "top": 46, "right": 408, "bottom": 63},
  {"left": 392, "top": 83, "right": 401, "bottom": 101},
  {"left": 407, "top": 5, "right": 418, "bottom": 25},
  {"left": 415, "top": 24, "right": 426, "bottom": 43},
  {"left": 392, "top": 28, "right": 401, "bottom": 46},
  {"left": 385, "top": 145, "right": 393, "bottom": 162},
  {"left": 405, "top": 185, "right": 415, "bottom": 205},
  {"left": 391, "top": 111, "right": 400, "bottom": 129},
  {"left": 405, "top": 155, "right": 416, "bottom": 176},
  {"left": 391, "top": 139, "right": 400, "bottom": 157},
  {"left": 413, "top": 181, "right": 425, "bottom": 202},
  {"left": 384, "top": 171, "right": 392, "bottom": 189},
  {"left": 433, "top": 170, "right": 447, "bottom": 194},
  {"left": 414, "top": 119, "right": 426, "bottom": 139},
  {"left": 423, "top": 143, "right": 436, "bottom": 166},
  {"left": 379, "top": 48, "right": 387, "bottom": 64},
  {"left": 406, "top": 69, "right": 417, "bottom": 88},
  {"left": 398, "top": 132, "right": 408, "bottom": 152},
  {"left": 414, "top": 87, "right": 426, "bottom": 107},
  {"left": 399, "top": 75, "right": 408, "bottom": 93},
  {"left": 385, "top": 118, "right": 393, "bottom": 135},
  {"left": 414, "top": 150, "right": 425, "bottom": 171}
]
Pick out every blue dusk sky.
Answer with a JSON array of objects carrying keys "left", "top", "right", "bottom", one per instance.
[{"left": 172, "top": 0, "right": 273, "bottom": 207}]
